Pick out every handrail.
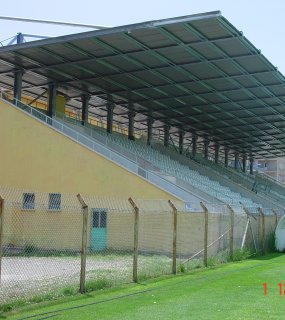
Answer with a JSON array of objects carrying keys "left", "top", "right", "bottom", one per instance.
[
  {"left": 54, "top": 111, "right": 235, "bottom": 204},
  {"left": 1, "top": 96, "right": 216, "bottom": 205}
]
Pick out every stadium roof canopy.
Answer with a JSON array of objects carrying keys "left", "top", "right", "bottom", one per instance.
[{"left": 0, "top": 11, "right": 285, "bottom": 158}]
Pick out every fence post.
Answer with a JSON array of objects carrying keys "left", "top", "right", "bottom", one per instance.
[
  {"left": 241, "top": 216, "right": 250, "bottom": 250},
  {"left": 128, "top": 198, "right": 139, "bottom": 283},
  {"left": 227, "top": 205, "right": 235, "bottom": 261},
  {"left": 200, "top": 202, "right": 208, "bottom": 267},
  {"left": 272, "top": 209, "right": 279, "bottom": 229},
  {"left": 243, "top": 207, "right": 258, "bottom": 254},
  {"left": 77, "top": 194, "right": 89, "bottom": 294},
  {"left": 0, "top": 196, "right": 4, "bottom": 283},
  {"left": 258, "top": 208, "right": 265, "bottom": 255},
  {"left": 168, "top": 200, "right": 177, "bottom": 275}
]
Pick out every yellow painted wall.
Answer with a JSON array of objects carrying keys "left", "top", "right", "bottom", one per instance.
[{"left": 0, "top": 99, "right": 180, "bottom": 201}]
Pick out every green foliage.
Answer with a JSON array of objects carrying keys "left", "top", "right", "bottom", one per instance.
[
  {"left": 266, "top": 231, "right": 277, "bottom": 253},
  {"left": 85, "top": 278, "right": 111, "bottom": 292},
  {"left": 23, "top": 244, "right": 36, "bottom": 256},
  {"left": 230, "top": 248, "right": 251, "bottom": 261}
]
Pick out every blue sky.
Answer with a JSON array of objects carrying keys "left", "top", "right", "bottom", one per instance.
[{"left": 1, "top": 1, "right": 285, "bottom": 73}]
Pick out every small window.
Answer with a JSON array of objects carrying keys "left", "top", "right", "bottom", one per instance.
[
  {"left": 92, "top": 211, "right": 100, "bottom": 228},
  {"left": 48, "top": 193, "right": 61, "bottom": 211},
  {"left": 23, "top": 193, "right": 35, "bottom": 210},
  {"left": 92, "top": 209, "right": 107, "bottom": 228},
  {"left": 100, "top": 211, "right": 107, "bottom": 228}
]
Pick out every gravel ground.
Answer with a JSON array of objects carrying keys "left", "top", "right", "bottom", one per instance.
[{"left": 0, "top": 256, "right": 133, "bottom": 304}]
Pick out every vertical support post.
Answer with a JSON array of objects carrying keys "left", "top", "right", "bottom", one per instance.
[
  {"left": 272, "top": 209, "right": 279, "bottom": 229},
  {"left": 128, "top": 110, "right": 136, "bottom": 141},
  {"left": 16, "top": 32, "right": 24, "bottom": 44},
  {"left": 106, "top": 96, "right": 115, "bottom": 134},
  {"left": 249, "top": 157, "right": 254, "bottom": 175},
  {"left": 214, "top": 143, "right": 220, "bottom": 164},
  {"left": 13, "top": 69, "right": 24, "bottom": 105},
  {"left": 224, "top": 147, "right": 229, "bottom": 167},
  {"left": 234, "top": 152, "right": 239, "bottom": 170},
  {"left": 77, "top": 194, "right": 88, "bottom": 294},
  {"left": 200, "top": 202, "right": 208, "bottom": 267},
  {"left": 128, "top": 198, "right": 139, "bottom": 283},
  {"left": 179, "top": 130, "right": 185, "bottom": 155},
  {"left": 227, "top": 205, "right": 235, "bottom": 261},
  {"left": 147, "top": 117, "right": 154, "bottom": 146},
  {"left": 242, "top": 154, "right": 247, "bottom": 173},
  {"left": 81, "top": 94, "right": 90, "bottom": 126},
  {"left": 47, "top": 83, "right": 57, "bottom": 118},
  {"left": 243, "top": 207, "right": 258, "bottom": 254},
  {"left": 204, "top": 139, "right": 209, "bottom": 159},
  {"left": 241, "top": 216, "right": 250, "bottom": 250},
  {"left": 0, "top": 196, "right": 4, "bottom": 283},
  {"left": 168, "top": 200, "right": 178, "bottom": 275},
  {"left": 192, "top": 134, "right": 197, "bottom": 158},
  {"left": 258, "top": 208, "right": 265, "bottom": 255},
  {"left": 164, "top": 124, "right": 170, "bottom": 147}
]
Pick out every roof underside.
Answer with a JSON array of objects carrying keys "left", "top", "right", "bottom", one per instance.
[{"left": 1, "top": 11, "right": 285, "bottom": 158}]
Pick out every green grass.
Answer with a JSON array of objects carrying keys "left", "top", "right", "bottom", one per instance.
[{"left": 2, "top": 252, "right": 285, "bottom": 320}]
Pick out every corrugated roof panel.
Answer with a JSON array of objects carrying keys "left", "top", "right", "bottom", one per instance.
[
  {"left": 163, "top": 24, "right": 201, "bottom": 43},
  {"left": 190, "top": 18, "right": 232, "bottom": 39},
  {"left": 155, "top": 46, "right": 200, "bottom": 64},
  {"left": 215, "top": 38, "right": 253, "bottom": 56},
  {"left": 235, "top": 55, "right": 269, "bottom": 73}
]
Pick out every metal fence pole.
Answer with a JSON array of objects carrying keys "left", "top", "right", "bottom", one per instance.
[
  {"left": 243, "top": 207, "right": 258, "bottom": 254},
  {"left": 128, "top": 198, "right": 139, "bottom": 283},
  {"left": 258, "top": 208, "right": 265, "bottom": 255},
  {"left": 0, "top": 196, "right": 4, "bottom": 283},
  {"left": 200, "top": 202, "right": 208, "bottom": 267},
  {"left": 227, "top": 205, "right": 235, "bottom": 261},
  {"left": 77, "top": 194, "right": 89, "bottom": 294},
  {"left": 168, "top": 200, "right": 177, "bottom": 275}
]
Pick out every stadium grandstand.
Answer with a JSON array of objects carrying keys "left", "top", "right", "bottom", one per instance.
[{"left": 1, "top": 10, "right": 285, "bottom": 212}]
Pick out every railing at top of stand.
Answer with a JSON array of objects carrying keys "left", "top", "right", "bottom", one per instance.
[
  {"left": 54, "top": 111, "right": 237, "bottom": 205},
  {"left": 1, "top": 96, "right": 217, "bottom": 204},
  {"left": 1, "top": 96, "right": 279, "bottom": 211}
]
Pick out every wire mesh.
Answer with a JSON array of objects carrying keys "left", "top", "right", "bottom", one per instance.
[
  {"left": 0, "top": 187, "right": 83, "bottom": 303},
  {"left": 0, "top": 187, "right": 282, "bottom": 305}
]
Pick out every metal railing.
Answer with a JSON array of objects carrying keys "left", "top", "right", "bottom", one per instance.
[
  {"left": 54, "top": 111, "right": 236, "bottom": 205},
  {"left": 1, "top": 97, "right": 215, "bottom": 206}
]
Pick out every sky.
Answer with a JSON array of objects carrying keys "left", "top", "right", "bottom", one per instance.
[{"left": 0, "top": 0, "right": 285, "bottom": 73}]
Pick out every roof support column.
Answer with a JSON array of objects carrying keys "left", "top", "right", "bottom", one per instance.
[
  {"left": 13, "top": 69, "right": 24, "bottom": 105},
  {"left": 242, "top": 155, "right": 247, "bottom": 173},
  {"left": 204, "top": 139, "right": 209, "bottom": 159},
  {"left": 224, "top": 147, "right": 229, "bottom": 168},
  {"left": 147, "top": 117, "right": 154, "bottom": 146},
  {"left": 214, "top": 143, "right": 220, "bottom": 164},
  {"left": 249, "top": 157, "right": 254, "bottom": 175},
  {"left": 164, "top": 124, "right": 170, "bottom": 147},
  {"left": 81, "top": 94, "right": 90, "bottom": 126},
  {"left": 106, "top": 97, "right": 115, "bottom": 134},
  {"left": 234, "top": 152, "right": 239, "bottom": 170},
  {"left": 128, "top": 110, "right": 136, "bottom": 141},
  {"left": 47, "top": 83, "right": 57, "bottom": 118},
  {"left": 192, "top": 134, "right": 197, "bottom": 158},
  {"left": 179, "top": 130, "right": 185, "bottom": 155},
  {"left": 16, "top": 32, "right": 24, "bottom": 44}
]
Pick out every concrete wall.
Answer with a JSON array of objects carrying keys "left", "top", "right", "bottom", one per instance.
[{"left": 0, "top": 99, "right": 179, "bottom": 201}]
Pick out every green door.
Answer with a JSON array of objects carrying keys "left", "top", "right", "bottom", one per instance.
[{"left": 90, "top": 209, "right": 107, "bottom": 252}]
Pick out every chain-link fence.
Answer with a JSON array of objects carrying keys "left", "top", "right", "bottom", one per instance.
[{"left": 0, "top": 187, "right": 282, "bottom": 305}]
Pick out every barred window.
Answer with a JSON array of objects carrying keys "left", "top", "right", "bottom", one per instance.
[
  {"left": 23, "top": 193, "right": 35, "bottom": 210},
  {"left": 48, "top": 193, "right": 61, "bottom": 211}
]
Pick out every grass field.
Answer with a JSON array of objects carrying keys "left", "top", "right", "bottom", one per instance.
[{"left": 2, "top": 253, "right": 285, "bottom": 320}]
